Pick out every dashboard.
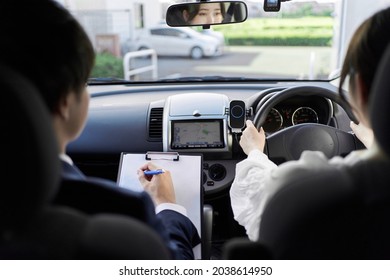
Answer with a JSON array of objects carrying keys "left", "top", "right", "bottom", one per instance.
[{"left": 69, "top": 81, "right": 358, "bottom": 196}]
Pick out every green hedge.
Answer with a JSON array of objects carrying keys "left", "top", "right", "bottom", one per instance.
[
  {"left": 91, "top": 52, "right": 124, "bottom": 78},
  {"left": 214, "top": 17, "right": 334, "bottom": 46},
  {"left": 226, "top": 35, "right": 332, "bottom": 46}
]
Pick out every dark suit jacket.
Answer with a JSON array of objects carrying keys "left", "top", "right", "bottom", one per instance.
[{"left": 53, "top": 160, "right": 200, "bottom": 260}]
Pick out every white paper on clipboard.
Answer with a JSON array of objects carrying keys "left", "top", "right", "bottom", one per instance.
[{"left": 116, "top": 151, "right": 203, "bottom": 259}]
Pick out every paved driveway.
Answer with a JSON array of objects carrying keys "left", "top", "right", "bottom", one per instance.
[{"left": 130, "top": 46, "right": 333, "bottom": 81}]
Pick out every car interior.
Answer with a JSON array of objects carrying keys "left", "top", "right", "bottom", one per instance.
[
  {"left": 2, "top": 0, "right": 390, "bottom": 261},
  {"left": 70, "top": 3, "right": 388, "bottom": 261}
]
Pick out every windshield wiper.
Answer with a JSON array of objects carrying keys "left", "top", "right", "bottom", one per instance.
[
  {"left": 158, "top": 76, "right": 264, "bottom": 82},
  {"left": 88, "top": 76, "right": 290, "bottom": 85},
  {"left": 88, "top": 77, "right": 133, "bottom": 85}
]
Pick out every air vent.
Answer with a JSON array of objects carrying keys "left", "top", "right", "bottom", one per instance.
[{"left": 148, "top": 107, "right": 163, "bottom": 141}]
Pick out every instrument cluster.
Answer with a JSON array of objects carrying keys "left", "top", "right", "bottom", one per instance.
[{"left": 262, "top": 95, "right": 332, "bottom": 134}]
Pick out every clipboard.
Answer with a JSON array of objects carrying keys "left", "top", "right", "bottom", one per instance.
[{"left": 116, "top": 151, "right": 203, "bottom": 259}]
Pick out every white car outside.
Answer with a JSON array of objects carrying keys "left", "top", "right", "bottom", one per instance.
[{"left": 132, "top": 26, "right": 224, "bottom": 59}]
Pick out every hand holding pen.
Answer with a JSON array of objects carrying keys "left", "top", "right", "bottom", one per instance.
[{"left": 137, "top": 162, "right": 176, "bottom": 205}]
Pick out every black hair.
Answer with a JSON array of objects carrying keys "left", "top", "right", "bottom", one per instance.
[
  {"left": 0, "top": 0, "right": 95, "bottom": 113},
  {"left": 339, "top": 7, "right": 390, "bottom": 105}
]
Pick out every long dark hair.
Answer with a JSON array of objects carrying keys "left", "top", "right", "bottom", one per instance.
[{"left": 339, "top": 7, "right": 390, "bottom": 105}]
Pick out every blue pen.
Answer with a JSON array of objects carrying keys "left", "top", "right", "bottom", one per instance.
[{"left": 144, "top": 169, "right": 165, "bottom": 176}]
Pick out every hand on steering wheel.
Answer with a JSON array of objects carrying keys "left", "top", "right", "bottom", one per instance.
[{"left": 250, "top": 86, "right": 362, "bottom": 163}]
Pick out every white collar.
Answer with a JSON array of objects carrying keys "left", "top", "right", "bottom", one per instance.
[{"left": 59, "top": 153, "right": 74, "bottom": 165}]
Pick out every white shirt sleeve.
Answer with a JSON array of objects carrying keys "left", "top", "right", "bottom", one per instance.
[
  {"left": 155, "top": 203, "right": 188, "bottom": 217},
  {"left": 230, "top": 149, "right": 356, "bottom": 242},
  {"left": 230, "top": 149, "right": 277, "bottom": 241}
]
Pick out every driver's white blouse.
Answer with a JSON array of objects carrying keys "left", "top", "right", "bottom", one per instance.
[{"left": 230, "top": 148, "right": 367, "bottom": 241}]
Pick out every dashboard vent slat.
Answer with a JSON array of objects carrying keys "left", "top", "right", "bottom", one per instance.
[{"left": 148, "top": 107, "right": 163, "bottom": 141}]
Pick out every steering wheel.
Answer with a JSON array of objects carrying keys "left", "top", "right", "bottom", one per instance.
[{"left": 252, "top": 86, "right": 362, "bottom": 163}]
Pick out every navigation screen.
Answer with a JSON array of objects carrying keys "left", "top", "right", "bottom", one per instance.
[{"left": 171, "top": 120, "right": 224, "bottom": 149}]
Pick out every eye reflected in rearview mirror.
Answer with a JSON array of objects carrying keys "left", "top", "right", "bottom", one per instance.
[{"left": 166, "top": 1, "right": 248, "bottom": 27}]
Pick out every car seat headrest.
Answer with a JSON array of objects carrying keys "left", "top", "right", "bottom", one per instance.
[
  {"left": 369, "top": 43, "right": 390, "bottom": 156},
  {"left": 0, "top": 64, "right": 60, "bottom": 231}
]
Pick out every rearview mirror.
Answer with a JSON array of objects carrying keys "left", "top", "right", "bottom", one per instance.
[{"left": 166, "top": 1, "right": 248, "bottom": 27}]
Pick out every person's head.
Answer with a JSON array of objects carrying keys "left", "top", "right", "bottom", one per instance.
[
  {"left": 183, "top": 2, "right": 225, "bottom": 25},
  {"left": 339, "top": 7, "right": 390, "bottom": 127},
  {"left": 0, "top": 0, "right": 95, "bottom": 150}
]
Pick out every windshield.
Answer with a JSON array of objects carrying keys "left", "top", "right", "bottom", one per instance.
[{"left": 57, "top": 0, "right": 388, "bottom": 82}]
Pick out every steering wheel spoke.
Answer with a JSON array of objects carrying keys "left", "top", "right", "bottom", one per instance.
[{"left": 266, "top": 123, "right": 359, "bottom": 163}]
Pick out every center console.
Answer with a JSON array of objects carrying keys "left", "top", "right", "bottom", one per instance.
[
  {"left": 163, "top": 92, "right": 231, "bottom": 153},
  {"left": 162, "top": 92, "right": 243, "bottom": 193}
]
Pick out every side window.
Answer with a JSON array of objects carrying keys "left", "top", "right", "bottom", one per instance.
[
  {"left": 165, "top": 29, "right": 187, "bottom": 38},
  {"left": 150, "top": 28, "right": 165, "bottom": 36},
  {"left": 150, "top": 28, "right": 189, "bottom": 38}
]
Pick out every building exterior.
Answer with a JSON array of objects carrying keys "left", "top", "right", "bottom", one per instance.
[{"left": 56, "top": 0, "right": 165, "bottom": 56}]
